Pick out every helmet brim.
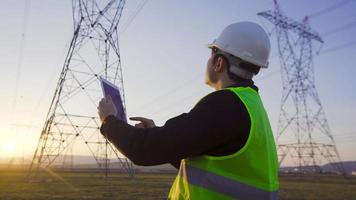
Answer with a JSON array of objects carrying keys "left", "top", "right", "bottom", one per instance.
[{"left": 207, "top": 43, "right": 216, "bottom": 49}]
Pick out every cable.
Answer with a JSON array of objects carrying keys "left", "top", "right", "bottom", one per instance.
[
  {"left": 129, "top": 0, "right": 356, "bottom": 119},
  {"left": 308, "top": 0, "right": 353, "bottom": 19},
  {"left": 315, "top": 132, "right": 356, "bottom": 144},
  {"left": 119, "top": 0, "right": 149, "bottom": 34},
  {"left": 131, "top": 73, "right": 202, "bottom": 113},
  {"left": 258, "top": 16, "right": 276, "bottom": 36},
  {"left": 141, "top": 33, "right": 356, "bottom": 118},
  {"left": 321, "top": 20, "right": 356, "bottom": 37},
  {"left": 11, "top": 0, "right": 31, "bottom": 117},
  {"left": 141, "top": 33, "right": 356, "bottom": 119},
  {"left": 283, "top": 132, "right": 356, "bottom": 144},
  {"left": 144, "top": 68, "right": 281, "bottom": 120},
  {"left": 21, "top": 40, "right": 72, "bottom": 141},
  {"left": 132, "top": 53, "right": 280, "bottom": 115},
  {"left": 149, "top": 88, "right": 207, "bottom": 117},
  {"left": 312, "top": 131, "right": 356, "bottom": 141},
  {"left": 32, "top": 41, "right": 71, "bottom": 114},
  {"left": 319, "top": 39, "right": 356, "bottom": 54}
]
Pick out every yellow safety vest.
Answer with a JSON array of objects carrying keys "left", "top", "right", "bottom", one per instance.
[{"left": 168, "top": 87, "right": 279, "bottom": 199}]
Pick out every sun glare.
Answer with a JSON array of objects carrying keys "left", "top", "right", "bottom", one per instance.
[{"left": 1, "top": 141, "right": 17, "bottom": 156}]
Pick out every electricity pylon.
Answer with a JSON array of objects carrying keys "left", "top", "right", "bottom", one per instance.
[
  {"left": 258, "top": 0, "right": 345, "bottom": 174},
  {"left": 28, "top": 0, "right": 134, "bottom": 178}
]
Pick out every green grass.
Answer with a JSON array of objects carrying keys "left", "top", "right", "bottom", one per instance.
[{"left": 0, "top": 170, "right": 355, "bottom": 199}]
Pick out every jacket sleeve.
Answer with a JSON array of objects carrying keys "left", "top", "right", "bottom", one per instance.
[{"left": 100, "top": 90, "right": 248, "bottom": 166}]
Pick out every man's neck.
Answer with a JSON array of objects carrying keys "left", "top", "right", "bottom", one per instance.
[
  {"left": 214, "top": 78, "right": 254, "bottom": 91},
  {"left": 214, "top": 79, "right": 236, "bottom": 90}
]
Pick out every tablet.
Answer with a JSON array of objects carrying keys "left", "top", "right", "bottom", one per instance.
[{"left": 99, "top": 77, "right": 127, "bottom": 123}]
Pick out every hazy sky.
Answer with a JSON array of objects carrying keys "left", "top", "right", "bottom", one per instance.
[{"left": 0, "top": 0, "right": 355, "bottom": 165}]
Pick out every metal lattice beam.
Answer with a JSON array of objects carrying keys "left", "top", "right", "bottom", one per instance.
[
  {"left": 28, "top": 0, "right": 134, "bottom": 179},
  {"left": 258, "top": 0, "right": 345, "bottom": 175}
]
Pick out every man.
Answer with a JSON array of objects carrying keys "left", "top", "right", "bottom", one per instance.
[{"left": 98, "top": 21, "right": 279, "bottom": 199}]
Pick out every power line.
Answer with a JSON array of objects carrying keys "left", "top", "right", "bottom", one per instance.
[
  {"left": 309, "top": 0, "right": 353, "bottom": 19},
  {"left": 312, "top": 131, "right": 356, "bottom": 141},
  {"left": 317, "top": 132, "right": 356, "bottom": 144},
  {"left": 127, "top": 0, "right": 354, "bottom": 115},
  {"left": 20, "top": 39, "right": 72, "bottom": 145},
  {"left": 153, "top": 70, "right": 282, "bottom": 122},
  {"left": 131, "top": 1, "right": 356, "bottom": 120},
  {"left": 138, "top": 54, "right": 281, "bottom": 118},
  {"left": 140, "top": 33, "right": 355, "bottom": 119},
  {"left": 278, "top": 132, "right": 356, "bottom": 145},
  {"left": 143, "top": 68, "right": 281, "bottom": 120},
  {"left": 31, "top": 40, "right": 71, "bottom": 115},
  {"left": 11, "top": 0, "right": 31, "bottom": 117},
  {"left": 132, "top": 53, "right": 281, "bottom": 115},
  {"left": 119, "top": 0, "right": 149, "bottom": 34},
  {"left": 319, "top": 39, "right": 356, "bottom": 54},
  {"left": 321, "top": 20, "right": 356, "bottom": 37},
  {"left": 255, "top": 69, "right": 280, "bottom": 81},
  {"left": 131, "top": 73, "right": 202, "bottom": 113},
  {"left": 151, "top": 89, "right": 207, "bottom": 121}
]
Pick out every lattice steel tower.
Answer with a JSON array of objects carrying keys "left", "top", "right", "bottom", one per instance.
[
  {"left": 258, "top": 0, "right": 345, "bottom": 174},
  {"left": 28, "top": 0, "right": 134, "bottom": 178}
]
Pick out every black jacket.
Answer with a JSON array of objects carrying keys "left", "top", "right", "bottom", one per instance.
[{"left": 100, "top": 80, "right": 256, "bottom": 169}]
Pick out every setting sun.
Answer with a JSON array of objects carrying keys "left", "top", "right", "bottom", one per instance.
[{"left": 1, "top": 140, "right": 17, "bottom": 157}]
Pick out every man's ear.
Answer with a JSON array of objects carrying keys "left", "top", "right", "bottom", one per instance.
[{"left": 214, "top": 57, "right": 225, "bottom": 72}]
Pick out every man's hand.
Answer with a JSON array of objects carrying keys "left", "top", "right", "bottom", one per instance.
[
  {"left": 98, "top": 95, "right": 117, "bottom": 122},
  {"left": 130, "top": 117, "right": 156, "bottom": 128}
]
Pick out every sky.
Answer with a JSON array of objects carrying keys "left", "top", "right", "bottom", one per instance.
[{"left": 0, "top": 0, "right": 355, "bottom": 165}]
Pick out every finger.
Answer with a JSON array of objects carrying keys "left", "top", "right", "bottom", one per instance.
[
  {"left": 130, "top": 117, "right": 149, "bottom": 122},
  {"left": 98, "top": 107, "right": 103, "bottom": 115},
  {"left": 106, "top": 95, "right": 112, "bottom": 102},
  {"left": 97, "top": 111, "right": 103, "bottom": 122},
  {"left": 99, "top": 98, "right": 105, "bottom": 106},
  {"left": 134, "top": 123, "right": 144, "bottom": 128}
]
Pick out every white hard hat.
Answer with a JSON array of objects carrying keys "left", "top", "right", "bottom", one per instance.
[{"left": 208, "top": 21, "right": 271, "bottom": 68}]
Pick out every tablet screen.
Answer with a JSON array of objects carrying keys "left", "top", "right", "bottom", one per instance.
[{"left": 99, "top": 77, "right": 127, "bottom": 123}]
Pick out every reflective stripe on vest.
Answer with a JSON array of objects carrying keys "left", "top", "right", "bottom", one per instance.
[{"left": 179, "top": 164, "right": 278, "bottom": 200}]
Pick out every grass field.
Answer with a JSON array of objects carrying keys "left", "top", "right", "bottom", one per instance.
[{"left": 0, "top": 170, "right": 355, "bottom": 200}]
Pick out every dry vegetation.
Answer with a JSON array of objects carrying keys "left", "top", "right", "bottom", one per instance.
[{"left": 0, "top": 169, "right": 355, "bottom": 200}]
